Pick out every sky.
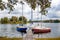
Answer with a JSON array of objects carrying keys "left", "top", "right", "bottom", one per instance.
[{"left": 0, "top": 0, "right": 60, "bottom": 20}]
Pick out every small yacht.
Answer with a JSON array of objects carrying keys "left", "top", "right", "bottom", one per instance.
[
  {"left": 16, "top": 24, "right": 27, "bottom": 33},
  {"left": 32, "top": 24, "right": 51, "bottom": 34}
]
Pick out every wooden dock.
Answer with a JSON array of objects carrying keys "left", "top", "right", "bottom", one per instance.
[{"left": 23, "top": 30, "right": 35, "bottom": 40}]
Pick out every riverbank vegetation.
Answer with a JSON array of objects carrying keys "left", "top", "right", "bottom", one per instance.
[
  {"left": 29, "top": 19, "right": 60, "bottom": 23},
  {"left": 0, "top": 16, "right": 60, "bottom": 24},
  {"left": 0, "top": 16, "right": 27, "bottom": 24}
]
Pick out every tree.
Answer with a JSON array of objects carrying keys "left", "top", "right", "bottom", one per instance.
[
  {"left": 25, "top": 0, "right": 51, "bottom": 15},
  {"left": 3, "top": 17, "right": 9, "bottom": 23},
  {"left": 0, "top": 0, "right": 51, "bottom": 15},
  {"left": 10, "top": 16, "right": 18, "bottom": 23},
  {"left": 0, "top": 18, "right": 4, "bottom": 24},
  {"left": 0, "top": 17, "right": 9, "bottom": 24},
  {"left": 0, "top": 0, "right": 18, "bottom": 13},
  {"left": 19, "top": 16, "right": 27, "bottom": 24}
]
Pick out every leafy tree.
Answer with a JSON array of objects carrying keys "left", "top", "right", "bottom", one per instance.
[
  {"left": 25, "top": 0, "right": 51, "bottom": 15},
  {"left": 19, "top": 16, "right": 27, "bottom": 24},
  {"left": 3, "top": 17, "right": 9, "bottom": 23},
  {"left": 0, "top": 0, "right": 51, "bottom": 15},
  {"left": 0, "top": 0, "right": 18, "bottom": 13},
  {"left": 0, "top": 17, "right": 9, "bottom": 24},
  {"left": 0, "top": 18, "right": 4, "bottom": 24},
  {"left": 10, "top": 16, "right": 18, "bottom": 23}
]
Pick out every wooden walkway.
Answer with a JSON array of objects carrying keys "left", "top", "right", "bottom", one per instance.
[{"left": 23, "top": 30, "right": 35, "bottom": 40}]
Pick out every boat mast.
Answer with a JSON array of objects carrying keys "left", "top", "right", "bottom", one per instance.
[
  {"left": 41, "top": 0, "right": 45, "bottom": 28},
  {"left": 20, "top": 1, "right": 24, "bottom": 26},
  {"left": 31, "top": 2, "right": 33, "bottom": 24}
]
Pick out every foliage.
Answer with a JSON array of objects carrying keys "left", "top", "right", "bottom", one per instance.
[
  {"left": 10, "top": 16, "right": 18, "bottom": 21},
  {"left": 19, "top": 16, "right": 27, "bottom": 24},
  {"left": 28, "top": 19, "right": 60, "bottom": 23},
  {"left": 0, "top": 16, "right": 27, "bottom": 24},
  {"left": 0, "top": 17, "right": 9, "bottom": 24},
  {"left": 0, "top": 18, "right": 4, "bottom": 24},
  {"left": 0, "top": 0, "right": 18, "bottom": 13},
  {"left": 3, "top": 17, "right": 9, "bottom": 23},
  {"left": 0, "top": 0, "right": 51, "bottom": 15},
  {"left": 25, "top": 0, "right": 51, "bottom": 15}
]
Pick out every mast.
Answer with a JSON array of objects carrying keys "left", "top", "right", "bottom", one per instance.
[
  {"left": 31, "top": 1, "right": 33, "bottom": 24},
  {"left": 31, "top": 8, "right": 33, "bottom": 24},
  {"left": 20, "top": 1, "right": 24, "bottom": 26}
]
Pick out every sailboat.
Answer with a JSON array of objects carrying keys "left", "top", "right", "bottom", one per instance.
[
  {"left": 17, "top": 25, "right": 27, "bottom": 33},
  {"left": 32, "top": 26, "right": 51, "bottom": 34},
  {"left": 31, "top": 7, "right": 51, "bottom": 34},
  {"left": 31, "top": 15, "right": 51, "bottom": 34},
  {"left": 16, "top": 1, "right": 27, "bottom": 33}
]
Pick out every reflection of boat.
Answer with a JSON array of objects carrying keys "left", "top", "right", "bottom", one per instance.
[
  {"left": 16, "top": 26, "right": 27, "bottom": 33},
  {"left": 32, "top": 27, "right": 51, "bottom": 34}
]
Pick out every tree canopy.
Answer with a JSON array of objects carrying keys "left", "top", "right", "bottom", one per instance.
[
  {"left": 19, "top": 16, "right": 27, "bottom": 24},
  {"left": 0, "top": 0, "right": 51, "bottom": 15},
  {"left": 25, "top": 0, "right": 51, "bottom": 15},
  {"left": 0, "top": 16, "right": 27, "bottom": 24}
]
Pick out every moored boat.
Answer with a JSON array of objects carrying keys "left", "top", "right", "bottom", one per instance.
[
  {"left": 32, "top": 27, "right": 51, "bottom": 34},
  {"left": 16, "top": 26, "right": 27, "bottom": 33}
]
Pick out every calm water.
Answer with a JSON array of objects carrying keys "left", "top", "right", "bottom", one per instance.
[{"left": 0, "top": 23, "right": 60, "bottom": 38}]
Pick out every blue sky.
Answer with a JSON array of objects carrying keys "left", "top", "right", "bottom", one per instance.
[{"left": 0, "top": 0, "right": 60, "bottom": 20}]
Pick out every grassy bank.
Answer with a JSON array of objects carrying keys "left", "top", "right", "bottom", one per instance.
[
  {"left": 0, "top": 37, "right": 60, "bottom": 40},
  {"left": 0, "top": 37, "right": 22, "bottom": 40},
  {"left": 35, "top": 38, "right": 60, "bottom": 40}
]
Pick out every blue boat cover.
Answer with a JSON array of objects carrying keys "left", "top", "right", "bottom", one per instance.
[{"left": 16, "top": 27, "right": 27, "bottom": 33}]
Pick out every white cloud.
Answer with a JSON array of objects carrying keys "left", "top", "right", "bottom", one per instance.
[
  {"left": 51, "top": 0, "right": 60, "bottom": 7},
  {"left": 47, "top": 0, "right": 60, "bottom": 18},
  {"left": 0, "top": 0, "right": 60, "bottom": 20},
  {"left": 2, "top": 0, "right": 8, "bottom": 3},
  {"left": 56, "top": 11, "right": 60, "bottom": 17}
]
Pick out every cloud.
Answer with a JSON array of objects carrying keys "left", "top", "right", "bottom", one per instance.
[
  {"left": 0, "top": 0, "right": 60, "bottom": 20},
  {"left": 51, "top": 0, "right": 60, "bottom": 7},
  {"left": 55, "top": 11, "right": 60, "bottom": 17},
  {"left": 2, "top": 0, "right": 8, "bottom": 3},
  {"left": 47, "top": 0, "right": 60, "bottom": 18}
]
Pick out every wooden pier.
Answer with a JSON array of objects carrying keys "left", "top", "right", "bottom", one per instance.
[{"left": 23, "top": 30, "right": 34, "bottom": 40}]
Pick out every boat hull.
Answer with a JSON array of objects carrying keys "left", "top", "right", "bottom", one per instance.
[
  {"left": 17, "top": 27, "right": 27, "bottom": 33},
  {"left": 32, "top": 28, "right": 51, "bottom": 34}
]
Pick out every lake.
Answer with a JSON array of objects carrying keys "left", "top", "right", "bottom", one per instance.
[{"left": 0, "top": 23, "right": 60, "bottom": 38}]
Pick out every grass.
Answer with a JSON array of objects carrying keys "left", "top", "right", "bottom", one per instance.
[
  {"left": 0, "top": 37, "right": 60, "bottom": 40},
  {"left": 35, "top": 37, "right": 60, "bottom": 40},
  {"left": 0, "top": 37, "right": 22, "bottom": 40}
]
